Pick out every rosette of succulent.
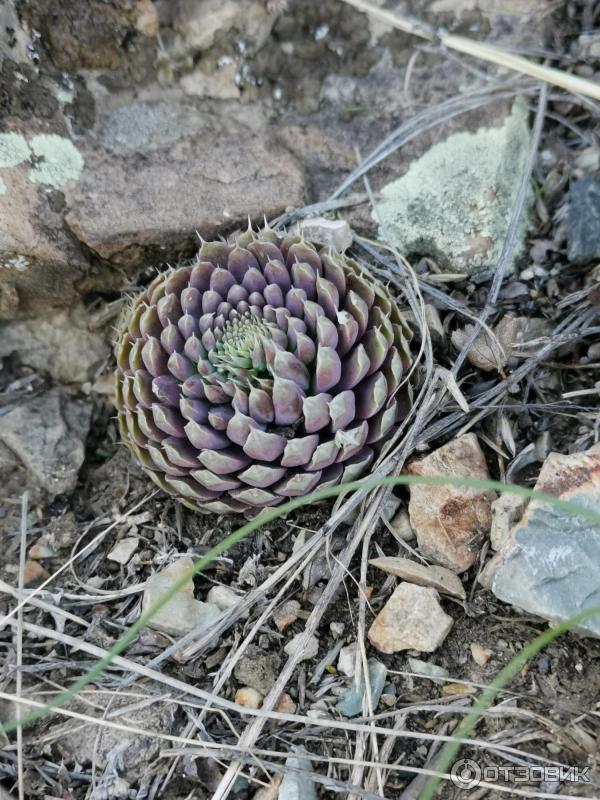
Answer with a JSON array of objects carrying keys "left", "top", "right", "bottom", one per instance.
[{"left": 115, "top": 224, "right": 414, "bottom": 514}]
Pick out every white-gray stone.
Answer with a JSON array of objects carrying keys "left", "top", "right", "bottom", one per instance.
[
  {"left": 143, "top": 559, "right": 221, "bottom": 638},
  {"left": 337, "top": 643, "right": 358, "bottom": 677},
  {"left": 206, "top": 584, "right": 247, "bottom": 615},
  {"left": 336, "top": 658, "right": 387, "bottom": 717},
  {"left": 407, "top": 657, "right": 449, "bottom": 684},
  {"left": 0, "top": 308, "right": 109, "bottom": 384},
  {"left": 294, "top": 217, "right": 352, "bottom": 252},
  {"left": 108, "top": 537, "right": 139, "bottom": 564},
  {"left": 279, "top": 749, "right": 318, "bottom": 800}
]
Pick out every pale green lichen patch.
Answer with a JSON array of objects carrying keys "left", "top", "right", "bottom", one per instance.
[
  {"left": 0, "top": 132, "right": 31, "bottom": 168},
  {"left": 28, "top": 134, "right": 84, "bottom": 189},
  {"left": 375, "top": 100, "right": 531, "bottom": 275},
  {"left": 0, "top": 177, "right": 7, "bottom": 195}
]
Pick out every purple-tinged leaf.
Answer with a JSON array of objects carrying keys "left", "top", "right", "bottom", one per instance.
[
  {"left": 281, "top": 434, "right": 319, "bottom": 467},
  {"left": 337, "top": 344, "right": 370, "bottom": 390},
  {"left": 307, "top": 439, "right": 339, "bottom": 470},
  {"left": 238, "top": 464, "right": 286, "bottom": 488},
  {"left": 249, "top": 385, "right": 274, "bottom": 424},
  {"left": 185, "top": 420, "right": 229, "bottom": 450},
  {"left": 243, "top": 428, "right": 286, "bottom": 461},
  {"left": 141, "top": 337, "right": 168, "bottom": 377},
  {"left": 189, "top": 261, "right": 214, "bottom": 291},
  {"left": 198, "top": 447, "right": 251, "bottom": 475},
  {"left": 180, "top": 286, "right": 203, "bottom": 317},
  {"left": 191, "top": 468, "right": 241, "bottom": 492},
  {"left": 132, "top": 370, "right": 155, "bottom": 408},
  {"left": 273, "top": 469, "right": 322, "bottom": 497},
  {"left": 313, "top": 346, "right": 341, "bottom": 393},
  {"left": 273, "top": 376, "right": 304, "bottom": 425},
  {"left": 335, "top": 420, "right": 368, "bottom": 461},
  {"left": 273, "top": 350, "right": 310, "bottom": 391},
  {"left": 328, "top": 390, "right": 355, "bottom": 432},
  {"left": 161, "top": 323, "right": 184, "bottom": 355},
  {"left": 168, "top": 352, "right": 196, "bottom": 381},
  {"left": 180, "top": 397, "right": 210, "bottom": 424},
  {"left": 152, "top": 404, "right": 187, "bottom": 437},
  {"left": 355, "top": 371, "right": 388, "bottom": 418},
  {"left": 303, "top": 393, "right": 331, "bottom": 433}
]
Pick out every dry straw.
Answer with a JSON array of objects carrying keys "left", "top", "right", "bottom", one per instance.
[{"left": 341, "top": 0, "right": 600, "bottom": 102}]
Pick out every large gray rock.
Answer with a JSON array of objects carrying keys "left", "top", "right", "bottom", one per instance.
[
  {"left": 483, "top": 447, "right": 600, "bottom": 637},
  {"left": 376, "top": 100, "right": 531, "bottom": 274},
  {"left": 0, "top": 388, "right": 91, "bottom": 499}
]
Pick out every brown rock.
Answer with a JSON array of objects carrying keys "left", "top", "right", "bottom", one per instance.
[
  {"left": 368, "top": 583, "right": 453, "bottom": 654},
  {"left": 273, "top": 692, "right": 297, "bottom": 715},
  {"left": 405, "top": 434, "right": 496, "bottom": 573},
  {"left": 273, "top": 600, "right": 301, "bottom": 632},
  {"left": 64, "top": 134, "right": 305, "bottom": 267},
  {"left": 24, "top": 560, "right": 49, "bottom": 588},
  {"left": 0, "top": 165, "right": 91, "bottom": 318},
  {"left": 369, "top": 556, "right": 466, "bottom": 599}
]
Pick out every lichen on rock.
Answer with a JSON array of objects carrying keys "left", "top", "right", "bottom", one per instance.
[{"left": 375, "top": 99, "right": 532, "bottom": 274}]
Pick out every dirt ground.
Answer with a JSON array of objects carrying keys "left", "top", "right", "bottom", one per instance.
[{"left": 1, "top": 0, "right": 600, "bottom": 798}]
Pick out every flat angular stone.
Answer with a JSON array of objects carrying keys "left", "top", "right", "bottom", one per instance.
[
  {"left": 405, "top": 434, "right": 496, "bottom": 573},
  {"left": 143, "top": 558, "right": 221, "bottom": 637},
  {"left": 368, "top": 582, "right": 453, "bottom": 654},
  {"left": 369, "top": 556, "right": 466, "bottom": 599},
  {"left": 65, "top": 130, "right": 305, "bottom": 267},
  {"left": 336, "top": 658, "right": 387, "bottom": 717}
]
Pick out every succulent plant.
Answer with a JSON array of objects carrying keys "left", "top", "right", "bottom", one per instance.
[{"left": 115, "top": 225, "right": 414, "bottom": 514}]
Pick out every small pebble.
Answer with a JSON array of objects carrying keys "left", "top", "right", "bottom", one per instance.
[
  {"left": 28, "top": 540, "right": 57, "bottom": 560},
  {"left": 108, "top": 536, "right": 139, "bottom": 564},
  {"left": 337, "top": 643, "right": 358, "bottom": 677},
  {"left": 234, "top": 687, "right": 262, "bottom": 709},
  {"left": 274, "top": 692, "right": 296, "bottom": 715},
  {"left": 284, "top": 632, "right": 319, "bottom": 662},
  {"left": 329, "top": 621, "right": 345, "bottom": 637},
  {"left": 536, "top": 656, "right": 550, "bottom": 674},
  {"left": 442, "top": 683, "right": 475, "bottom": 695},
  {"left": 470, "top": 643, "right": 493, "bottom": 666},
  {"left": 389, "top": 509, "right": 416, "bottom": 542},
  {"left": 407, "top": 657, "right": 449, "bottom": 683},
  {"left": 23, "top": 560, "right": 49, "bottom": 588},
  {"left": 273, "top": 600, "right": 301, "bottom": 632}
]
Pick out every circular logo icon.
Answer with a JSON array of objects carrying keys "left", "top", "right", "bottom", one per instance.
[{"left": 450, "top": 758, "right": 482, "bottom": 789}]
